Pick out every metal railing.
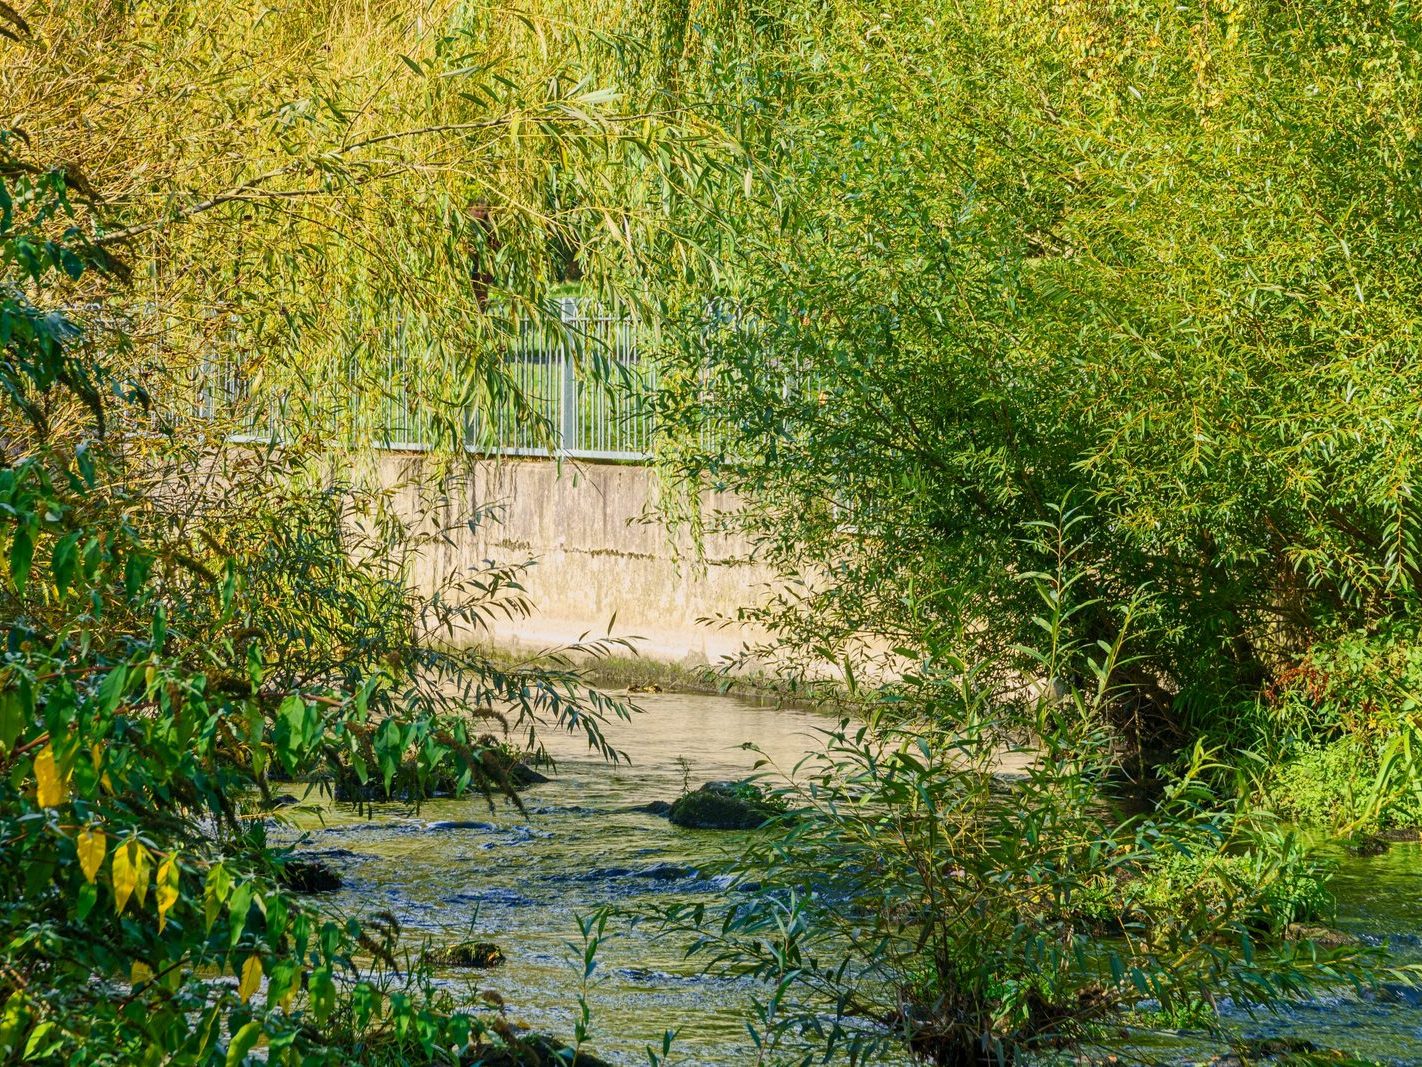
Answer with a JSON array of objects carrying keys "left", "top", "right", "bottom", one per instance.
[{"left": 192, "top": 298, "right": 656, "bottom": 462}]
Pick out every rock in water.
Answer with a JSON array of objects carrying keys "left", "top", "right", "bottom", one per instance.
[
  {"left": 510, "top": 762, "right": 550, "bottom": 787},
  {"left": 1283, "top": 924, "right": 1360, "bottom": 948},
  {"left": 668, "top": 781, "right": 776, "bottom": 830},
  {"left": 474, "top": 1034, "right": 614, "bottom": 1066},
  {"left": 278, "top": 858, "right": 342, "bottom": 894},
  {"left": 426, "top": 941, "right": 505, "bottom": 968}
]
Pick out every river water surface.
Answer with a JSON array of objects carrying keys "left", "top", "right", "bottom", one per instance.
[{"left": 279, "top": 690, "right": 1422, "bottom": 1066}]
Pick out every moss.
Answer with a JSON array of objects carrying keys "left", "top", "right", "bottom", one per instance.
[
  {"left": 426, "top": 941, "right": 505, "bottom": 968},
  {"left": 668, "top": 781, "right": 782, "bottom": 830}
]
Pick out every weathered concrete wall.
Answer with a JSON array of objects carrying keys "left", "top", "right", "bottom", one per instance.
[{"left": 375, "top": 453, "right": 772, "bottom": 666}]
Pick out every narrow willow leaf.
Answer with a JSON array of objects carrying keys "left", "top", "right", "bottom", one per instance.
[{"left": 77, "top": 826, "right": 106, "bottom": 883}]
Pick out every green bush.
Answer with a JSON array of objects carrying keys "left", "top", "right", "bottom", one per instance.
[
  {"left": 1136, "top": 848, "right": 1334, "bottom": 936},
  {"left": 654, "top": 0, "right": 1422, "bottom": 762},
  {"left": 0, "top": 141, "right": 629, "bottom": 1065},
  {"left": 667, "top": 569, "right": 1378, "bottom": 1066}
]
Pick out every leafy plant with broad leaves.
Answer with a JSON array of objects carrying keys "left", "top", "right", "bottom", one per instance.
[{"left": 0, "top": 143, "right": 629, "bottom": 1065}]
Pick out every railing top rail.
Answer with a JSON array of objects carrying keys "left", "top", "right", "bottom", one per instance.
[{"left": 188, "top": 299, "right": 656, "bottom": 462}]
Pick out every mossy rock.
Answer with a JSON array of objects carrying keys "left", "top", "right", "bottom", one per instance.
[
  {"left": 278, "top": 858, "right": 342, "bottom": 894},
  {"left": 668, "top": 781, "right": 780, "bottom": 830},
  {"left": 1283, "top": 923, "right": 1359, "bottom": 948},
  {"left": 471, "top": 1033, "right": 613, "bottom": 1066},
  {"left": 427, "top": 940, "right": 505, "bottom": 968},
  {"left": 331, "top": 743, "right": 547, "bottom": 803},
  {"left": 1345, "top": 834, "right": 1389, "bottom": 857}
]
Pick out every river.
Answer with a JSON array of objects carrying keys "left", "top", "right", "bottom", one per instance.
[{"left": 277, "top": 690, "right": 1422, "bottom": 1066}]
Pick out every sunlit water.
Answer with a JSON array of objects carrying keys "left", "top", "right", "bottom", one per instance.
[
  {"left": 1175, "top": 842, "right": 1422, "bottom": 1066},
  {"left": 275, "top": 691, "right": 1422, "bottom": 1066},
  {"left": 278, "top": 691, "right": 858, "bottom": 1065}
]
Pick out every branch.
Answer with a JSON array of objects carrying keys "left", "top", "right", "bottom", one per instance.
[{"left": 93, "top": 108, "right": 689, "bottom": 248}]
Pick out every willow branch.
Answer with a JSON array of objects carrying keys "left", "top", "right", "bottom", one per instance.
[{"left": 94, "top": 108, "right": 691, "bottom": 248}]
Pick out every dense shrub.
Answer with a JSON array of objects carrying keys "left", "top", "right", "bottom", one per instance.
[
  {"left": 669, "top": 574, "right": 1380, "bottom": 1066},
  {"left": 653, "top": 0, "right": 1422, "bottom": 760}
]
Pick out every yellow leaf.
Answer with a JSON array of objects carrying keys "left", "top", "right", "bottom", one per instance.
[
  {"left": 130, "top": 960, "right": 154, "bottom": 988},
  {"left": 77, "top": 827, "right": 106, "bottom": 884},
  {"left": 34, "top": 745, "right": 67, "bottom": 808},
  {"left": 112, "top": 838, "right": 143, "bottom": 914},
  {"left": 156, "top": 854, "right": 180, "bottom": 931},
  {"left": 237, "top": 955, "right": 263, "bottom": 1004},
  {"left": 132, "top": 843, "right": 152, "bottom": 908}
]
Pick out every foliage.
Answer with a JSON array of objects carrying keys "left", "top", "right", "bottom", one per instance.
[
  {"left": 667, "top": 564, "right": 1391, "bottom": 1066},
  {"left": 1, "top": 0, "right": 727, "bottom": 452},
  {"left": 1132, "top": 841, "right": 1334, "bottom": 937},
  {"left": 1254, "top": 619, "right": 1422, "bottom": 830},
  {"left": 651, "top": 0, "right": 1422, "bottom": 751},
  {"left": 0, "top": 124, "right": 632, "bottom": 1067}
]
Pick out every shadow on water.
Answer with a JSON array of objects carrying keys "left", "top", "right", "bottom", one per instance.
[{"left": 278, "top": 692, "right": 1422, "bottom": 1066}]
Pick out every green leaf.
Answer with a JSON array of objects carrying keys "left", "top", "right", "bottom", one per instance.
[
  {"left": 227, "top": 882, "right": 253, "bottom": 947},
  {"left": 9, "top": 525, "right": 33, "bottom": 594},
  {"left": 50, "top": 531, "right": 78, "bottom": 597},
  {"left": 308, "top": 968, "right": 336, "bottom": 1022},
  {"left": 0, "top": 690, "right": 23, "bottom": 753},
  {"left": 224, "top": 1020, "right": 263, "bottom": 1067},
  {"left": 204, "top": 863, "right": 233, "bottom": 932},
  {"left": 23, "top": 1020, "right": 56, "bottom": 1058}
]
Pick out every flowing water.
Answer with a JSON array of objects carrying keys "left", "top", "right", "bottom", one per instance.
[
  {"left": 1141, "top": 841, "right": 1422, "bottom": 1066},
  {"left": 279, "top": 691, "right": 853, "bottom": 1065},
  {"left": 276, "top": 690, "right": 1422, "bottom": 1066}
]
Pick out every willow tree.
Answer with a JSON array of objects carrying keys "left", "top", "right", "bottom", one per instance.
[
  {"left": 653, "top": 0, "right": 1422, "bottom": 769},
  {"left": 3, "top": 0, "right": 724, "bottom": 446}
]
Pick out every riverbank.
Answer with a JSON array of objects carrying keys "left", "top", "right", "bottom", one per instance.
[
  {"left": 476, "top": 643, "right": 843, "bottom": 704},
  {"left": 262, "top": 688, "right": 1422, "bottom": 1067}
]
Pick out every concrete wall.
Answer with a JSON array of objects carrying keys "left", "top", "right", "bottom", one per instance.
[{"left": 375, "top": 453, "right": 772, "bottom": 666}]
